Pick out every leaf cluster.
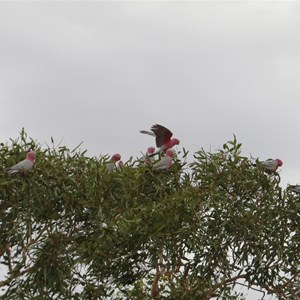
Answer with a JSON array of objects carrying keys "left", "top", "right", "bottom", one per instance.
[{"left": 0, "top": 132, "right": 299, "bottom": 299}]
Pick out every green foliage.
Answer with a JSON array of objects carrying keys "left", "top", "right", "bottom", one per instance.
[{"left": 0, "top": 131, "right": 299, "bottom": 299}]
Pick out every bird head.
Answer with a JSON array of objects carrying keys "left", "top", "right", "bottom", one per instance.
[
  {"left": 26, "top": 150, "right": 36, "bottom": 161},
  {"left": 275, "top": 159, "right": 283, "bottom": 167},
  {"left": 111, "top": 153, "right": 121, "bottom": 162},
  {"left": 171, "top": 138, "right": 180, "bottom": 146},
  {"left": 166, "top": 149, "right": 174, "bottom": 157},
  {"left": 147, "top": 147, "right": 155, "bottom": 154}
]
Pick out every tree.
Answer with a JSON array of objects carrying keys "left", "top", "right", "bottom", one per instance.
[{"left": 0, "top": 131, "right": 299, "bottom": 299}]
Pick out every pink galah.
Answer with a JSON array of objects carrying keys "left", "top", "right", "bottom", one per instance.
[
  {"left": 140, "top": 124, "right": 180, "bottom": 154},
  {"left": 107, "top": 153, "right": 121, "bottom": 172},
  {"left": 6, "top": 150, "right": 36, "bottom": 174},
  {"left": 153, "top": 149, "right": 174, "bottom": 170},
  {"left": 261, "top": 158, "right": 283, "bottom": 173},
  {"left": 144, "top": 146, "right": 156, "bottom": 165}
]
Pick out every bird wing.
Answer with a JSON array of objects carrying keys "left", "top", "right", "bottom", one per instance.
[
  {"left": 106, "top": 161, "right": 116, "bottom": 172},
  {"left": 153, "top": 156, "right": 172, "bottom": 170},
  {"left": 261, "top": 159, "right": 276, "bottom": 171},
  {"left": 7, "top": 159, "right": 33, "bottom": 174},
  {"left": 6, "top": 164, "right": 21, "bottom": 174},
  {"left": 151, "top": 124, "right": 173, "bottom": 147},
  {"left": 140, "top": 130, "right": 156, "bottom": 137}
]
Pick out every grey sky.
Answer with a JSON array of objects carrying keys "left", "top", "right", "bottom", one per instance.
[{"left": 0, "top": 1, "right": 299, "bottom": 298}]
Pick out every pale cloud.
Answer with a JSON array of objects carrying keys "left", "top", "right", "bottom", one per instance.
[{"left": 0, "top": 1, "right": 299, "bottom": 183}]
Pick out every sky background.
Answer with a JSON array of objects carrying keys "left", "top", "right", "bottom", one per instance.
[{"left": 1, "top": 1, "right": 299, "bottom": 298}]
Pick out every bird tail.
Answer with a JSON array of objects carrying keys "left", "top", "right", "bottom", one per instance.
[
  {"left": 6, "top": 168, "right": 19, "bottom": 174},
  {"left": 140, "top": 130, "right": 155, "bottom": 137}
]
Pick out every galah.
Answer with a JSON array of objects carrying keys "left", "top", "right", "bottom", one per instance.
[
  {"left": 288, "top": 185, "right": 300, "bottom": 194},
  {"left": 153, "top": 149, "right": 174, "bottom": 170},
  {"left": 147, "top": 146, "right": 155, "bottom": 156},
  {"left": 260, "top": 158, "right": 283, "bottom": 173},
  {"left": 107, "top": 153, "right": 121, "bottom": 172},
  {"left": 144, "top": 146, "right": 156, "bottom": 165},
  {"left": 6, "top": 150, "right": 36, "bottom": 174},
  {"left": 140, "top": 124, "right": 180, "bottom": 154}
]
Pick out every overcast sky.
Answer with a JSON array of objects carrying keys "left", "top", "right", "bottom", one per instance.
[{"left": 0, "top": 1, "right": 299, "bottom": 298}]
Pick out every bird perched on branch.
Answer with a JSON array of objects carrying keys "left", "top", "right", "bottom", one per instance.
[
  {"left": 140, "top": 124, "right": 180, "bottom": 155},
  {"left": 254, "top": 158, "right": 283, "bottom": 174},
  {"left": 6, "top": 149, "right": 36, "bottom": 174},
  {"left": 107, "top": 153, "right": 121, "bottom": 172},
  {"left": 153, "top": 149, "right": 174, "bottom": 170},
  {"left": 261, "top": 158, "right": 283, "bottom": 173},
  {"left": 143, "top": 146, "right": 156, "bottom": 165}
]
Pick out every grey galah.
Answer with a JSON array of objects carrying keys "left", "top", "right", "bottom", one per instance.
[
  {"left": 260, "top": 158, "right": 283, "bottom": 173},
  {"left": 6, "top": 150, "right": 36, "bottom": 174},
  {"left": 140, "top": 124, "right": 180, "bottom": 154},
  {"left": 107, "top": 153, "right": 121, "bottom": 172},
  {"left": 153, "top": 149, "right": 174, "bottom": 170}
]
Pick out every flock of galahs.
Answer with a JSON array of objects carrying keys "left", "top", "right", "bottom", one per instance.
[
  {"left": 4, "top": 124, "right": 300, "bottom": 194},
  {"left": 102, "top": 124, "right": 179, "bottom": 171}
]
